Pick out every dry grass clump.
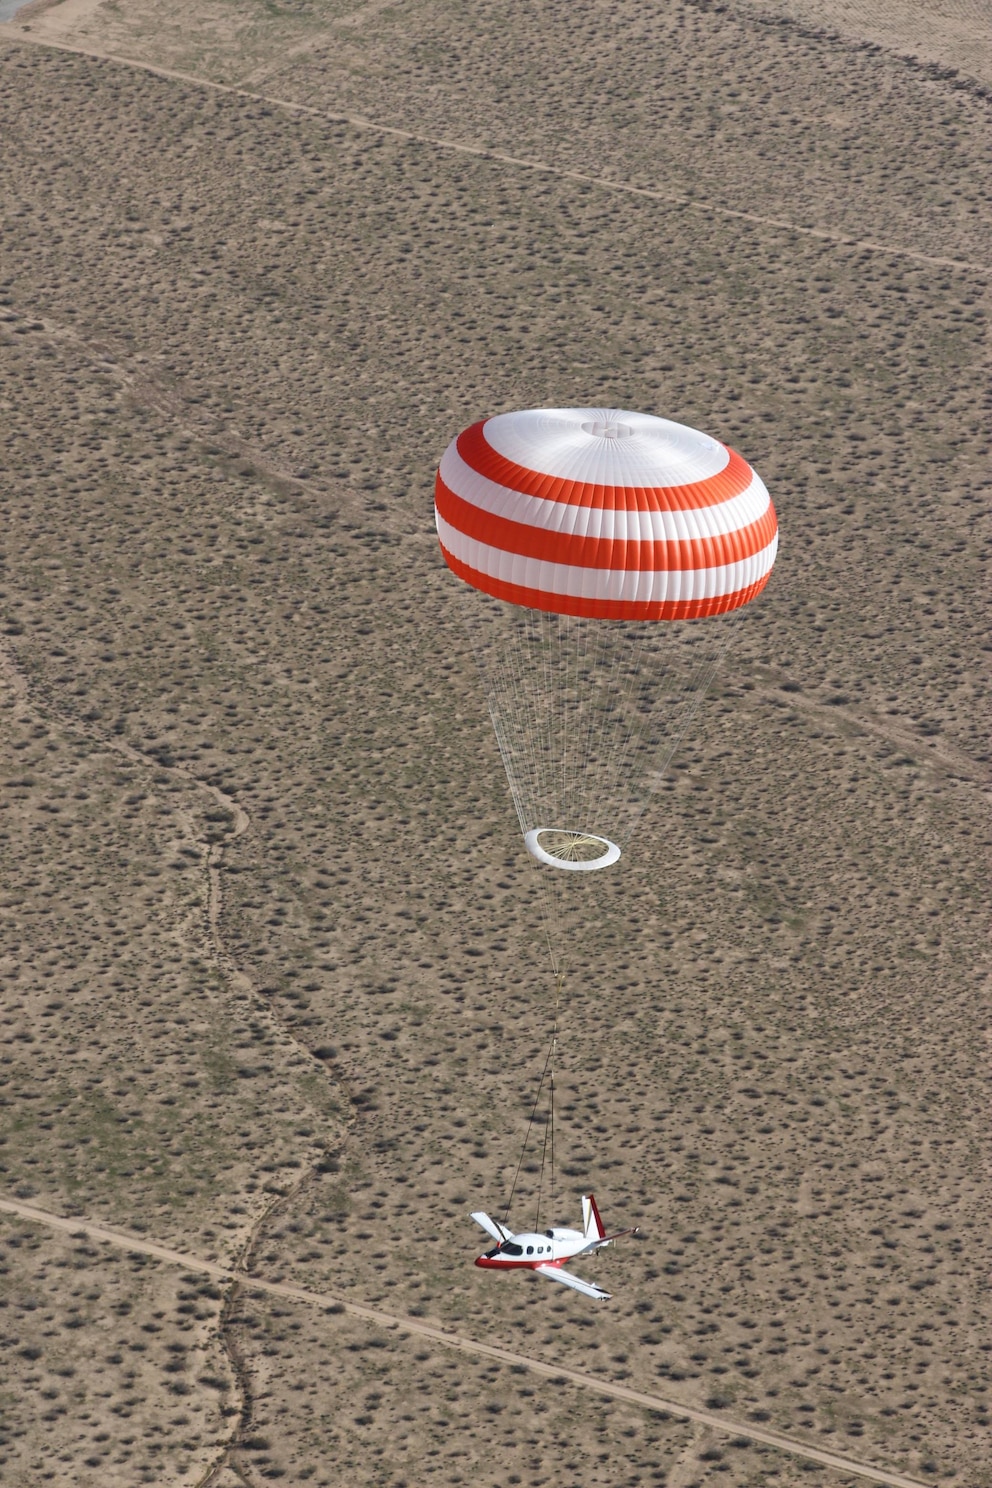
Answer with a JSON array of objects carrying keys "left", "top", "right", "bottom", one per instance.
[{"left": 0, "top": 22, "right": 988, "bottom": 1488}]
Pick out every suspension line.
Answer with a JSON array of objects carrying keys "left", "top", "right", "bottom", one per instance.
[
  {"left": 533, "top": 969, "right": 563, "bottom": 1230},
  {"left": 504, "top": 970, "right": 564, "bottom": 1229}
]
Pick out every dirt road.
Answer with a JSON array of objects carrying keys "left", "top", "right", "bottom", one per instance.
[
  {"left": 5, "top": 33, "right": 989, "bottom": 276},
  {"left": 0, "top": 1194, "right": 936, "bottom": 1488}
]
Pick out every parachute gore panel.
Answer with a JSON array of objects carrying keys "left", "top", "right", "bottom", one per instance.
[{"left": 435, "top": 407, "right": 778, "bottom": 620}]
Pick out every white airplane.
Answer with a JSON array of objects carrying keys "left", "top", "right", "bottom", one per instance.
[{"left": 472, "top": 1194, "right": 637, "bottom": 1301}]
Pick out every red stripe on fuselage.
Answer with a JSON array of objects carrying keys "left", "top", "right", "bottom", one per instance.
[{"left": 475, "top": 1256, "right": 565, "bottom": 1271}]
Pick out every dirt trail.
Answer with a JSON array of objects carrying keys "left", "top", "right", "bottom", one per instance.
[
  {"left": 4, "top": 33, "right": 989, "bottom": 277},
  {"left": 194, "top": 1169, "right": 325, "bottom": 1488},
  {"left": 0, "top": 1194, "right": 937, "bottom": 1488}
]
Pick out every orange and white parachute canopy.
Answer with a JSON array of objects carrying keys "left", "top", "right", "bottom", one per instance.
[
  {"left": 434, "top": 408, "right": 778, "bottom": 897},
  {"left": 434, "top": 408, "right": 777, "bottom": 621}
]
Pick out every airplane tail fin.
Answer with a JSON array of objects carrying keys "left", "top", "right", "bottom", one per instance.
[{"left": 581, "top": 1193, "right": 606, "bottom": 1242}]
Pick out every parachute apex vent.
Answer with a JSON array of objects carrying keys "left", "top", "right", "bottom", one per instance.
[
  {"left": 581, "top": 420, "right": 633, "bottom": 439},
  {"left": 524, "top": 828, "right": 621, "bottom": 873}
]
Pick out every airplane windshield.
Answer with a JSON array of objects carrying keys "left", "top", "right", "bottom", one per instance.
[{"left": 500, "top": 1242, "right": 523, "bottom": 1256}]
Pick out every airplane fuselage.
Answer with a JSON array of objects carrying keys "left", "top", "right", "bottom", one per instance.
[{"left": 475, "top": 1225, "right": 586, "bottom": 1272}]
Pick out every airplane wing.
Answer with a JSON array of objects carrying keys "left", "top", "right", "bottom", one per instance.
[
  {"left": 471, "top": 1211, "right": 513, "bottom": 1244},
  {"left": 535, "top": 1263, "right": 610, "bottom": 1301},
  {"left": 573, "top": 1226, "right": 639, "bottom": 1258}
]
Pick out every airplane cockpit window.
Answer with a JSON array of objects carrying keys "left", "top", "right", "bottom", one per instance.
[
  {"left": 501, "top": 1242, "right": 523, "bottom": 1256},
  {"left": 484, "top": 1246, "right": 501, "bottom": 1258}
]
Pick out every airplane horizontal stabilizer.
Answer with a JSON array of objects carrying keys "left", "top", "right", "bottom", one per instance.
[
  {"left": 471, "top": 1211, "right": 513, "bottom": 1244},
  {"left": 574, "top": 1225, "right": 639, "bottom": 1258},
  {"left": 535, "top": 1264, "right": 610, "bottom": 1301}
]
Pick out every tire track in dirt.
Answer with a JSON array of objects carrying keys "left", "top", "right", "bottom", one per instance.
[
  {"left": 4, "top": 33, "right": 989, "bottom": 276},
  {"left": 749, "top": 680, "right": 990, "bottom": 787},
  {"left": 0, "top": 1194, "right": 938, "bottom": 1488}
]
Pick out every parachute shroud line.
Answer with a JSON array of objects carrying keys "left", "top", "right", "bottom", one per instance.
[{"left": 503, "top": 970, "right": 563, "bottom": 1232}]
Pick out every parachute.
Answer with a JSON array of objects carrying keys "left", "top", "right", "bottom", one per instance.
[{"left": 435, "top": 406, "right": 778, "bottom": 971}]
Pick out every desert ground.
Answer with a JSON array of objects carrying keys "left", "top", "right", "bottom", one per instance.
[{"left": 0, "top": 1, "right": 989, "bottom": 1485}]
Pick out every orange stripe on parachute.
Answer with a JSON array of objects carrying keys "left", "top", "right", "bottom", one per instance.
[
  {"left": 439, "top": 544, "right": 775, "bottom": 621},
  {"left": 435, "top": 473, "right": 777, "bottom": 574}
]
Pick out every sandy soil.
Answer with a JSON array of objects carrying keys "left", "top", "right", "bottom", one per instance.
[
  {"left": 0, "top": 3, "right": 989, "bottom": 1486},
  {"left": 1, "top": 1218, "right": 236, "bottom": 1483},
  {"left": 5, "top": 0, "right": 991, "bottom": 267}
]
